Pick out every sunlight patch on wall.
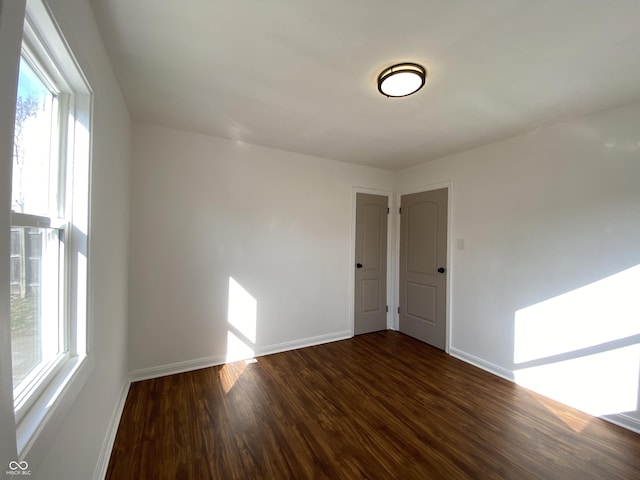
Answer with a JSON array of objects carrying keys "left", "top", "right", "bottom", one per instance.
[
  {"left": 514, "top": 265, "right": 640, "bottom": 364},
  {"left": 513, "top": 264, "right": 640, "bottom": 418},
  {"left": 226, "top": 331, "right": 255, "bottom": 363},
  {"left": 515, "top": 345, "right": 640, "bottom": 417},
  {"left": 226, "top": 277, "right": 257, "bottom": 363}
]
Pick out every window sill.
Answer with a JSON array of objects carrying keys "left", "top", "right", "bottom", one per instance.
[{"left": 16, "top": 352, "right": 93, "bottom": 462}]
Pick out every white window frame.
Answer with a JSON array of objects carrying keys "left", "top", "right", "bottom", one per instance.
[
  {"left": 11, "top": 0, "right": 93, "bottom": 459},
  {"left": 11, "top": 216, "right": 68, "bottom": 425}
]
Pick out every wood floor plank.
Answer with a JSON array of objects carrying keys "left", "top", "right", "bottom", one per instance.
[{"left": 106, "top": 332, "right": 640, "bottom": 479}]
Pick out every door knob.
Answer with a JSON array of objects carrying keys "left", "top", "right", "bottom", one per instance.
[
  {"left": 356, "top": 263, "right": 363, "bottom": 269},
  {"left": 437, "top": 267, "right": 445, "bottom": 273}
]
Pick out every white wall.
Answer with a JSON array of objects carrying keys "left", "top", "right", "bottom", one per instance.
[
  {"left": 396, "top": 101, "right": 640, "bottom": 429},
  {"left": 128, "top": 124, "right": 394, "bottom": 376},
  {"left": 0, "top": 1, "right": 131, "bottom": 479}
]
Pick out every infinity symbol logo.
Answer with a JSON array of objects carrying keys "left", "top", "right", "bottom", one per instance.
[{"left": 8, "top": 461, "right": 29, "bottom": 471}]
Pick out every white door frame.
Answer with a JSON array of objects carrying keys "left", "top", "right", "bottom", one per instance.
[
  {"left": 350, "top": 187, "right": 395, "bottom": 335},
  {"left": 395, "top": 181, "right": 453, "bottom": 353}
]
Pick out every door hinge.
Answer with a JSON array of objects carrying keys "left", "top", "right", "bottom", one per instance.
[
  {"left": 397, "top": 307, "right": 400, "bottom": 314},
  {"left": 386, "top": 305, "right": 389, "bottom": 313},
  {"left": 387, "top": 207, "right": 390, "bottom": 214},
  {"left": 398, "top": 207, "right": 402, "bottom": 214}
]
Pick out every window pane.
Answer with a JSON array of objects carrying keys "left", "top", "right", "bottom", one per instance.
[
  {"left": 11, "top": 229, "right": 21, "bottom": 255},
  {"left": 10, "top": 229, "right": 22, "bottom": 295},
  {"left": 10, "top": 227, "right": 61, "bottom": 389},
  {"left": 12, "top": 56, "right": 57, "bottom": 216}
]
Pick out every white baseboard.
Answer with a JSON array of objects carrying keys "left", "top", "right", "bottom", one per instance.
[
  {"left": 255, "top": 330, "right": 352, "bottom": 357},
  {"left": 449, "top": 347, "right": 514, "bottom": 382},
  {"left": 92, "top": 379, "right": 131, "bottom": 480},
  {"left": 129, "top": 353, "right": 228, "bottom": 382},
  {"left": 602, "top": 413, "right": 640, "bottom": 435},
  {"left": 129, "top": 330, "right": 353, "bottom": 382}
]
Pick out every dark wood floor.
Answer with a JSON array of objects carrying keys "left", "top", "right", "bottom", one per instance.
[{"left": 106, "top": 331, "right": 640, "bottom": 479}]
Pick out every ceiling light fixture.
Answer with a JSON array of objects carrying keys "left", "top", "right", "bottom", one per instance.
[{"left": 377, "top": 62, "right": 426, "bottom": 98}]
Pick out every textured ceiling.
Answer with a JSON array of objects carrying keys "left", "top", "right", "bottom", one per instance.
[{"left": 90, "top": 0, "right": 640, "bottom": 170}]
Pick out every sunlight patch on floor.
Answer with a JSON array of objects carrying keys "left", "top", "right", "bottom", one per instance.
[
  {"left": 528, "top": 391, "right": 595, "bottom": 433},
  {"left": 219, "top": 361, "right": 246, "bottom": 394}
]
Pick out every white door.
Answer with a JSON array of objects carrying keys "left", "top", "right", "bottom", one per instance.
[
  {"left": 354, "top": 193, "right": 388, "bottom": 335},
  {"left": 399, "top": 189, "right": 447, "bottom": 349}
]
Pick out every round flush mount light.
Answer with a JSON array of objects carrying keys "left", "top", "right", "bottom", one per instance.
[{"left": 377, "top": 62, "right": 426, "bottom": 97}]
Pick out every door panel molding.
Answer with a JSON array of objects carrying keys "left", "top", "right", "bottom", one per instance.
[
  {"left": 362, "top": 278, "right": 382, "bottom": 313},
  {"left": 406, "top": 281, "right": 437, "bottom": 324}
]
